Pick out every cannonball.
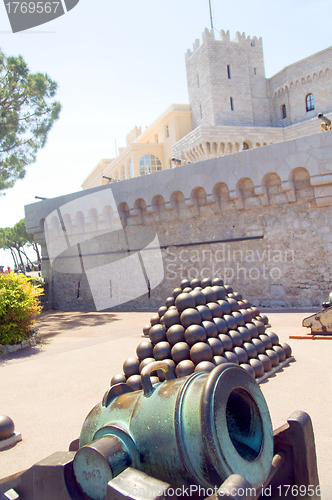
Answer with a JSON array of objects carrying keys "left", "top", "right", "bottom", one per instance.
[
  {"left": 252, "top": 320, "right": 265, "bottom": 335},
  {"left": 165, "top": 296, "right": 175, "bottom": 308},
  {"left": 171, "top": 342, "right": 190, "bottom": 364},
  {"left": 180, "top": 279, "right": 191, "bottom": 290},
  {"left": 175, "top": 360, "right": 195, "bottom": 378},
  {"left": 196, "top": 305, "right": 213, "bottom": 321},
  {"left": 258, "top": 354, "right": 272, "bottom": 372},
  {"left": 240, "top": 364, "right": 256, "bottom": 379},
  {"left": 158, "top": 306, "right": 167, "bottom": 318},
  {"left": 190, "top": 290, "right": 206, "bottom": 306},
  {"left": 180, "top": 308, "right": 201, "bottom": 329},
  {"left": 163, "top": 309, "right": 181, "bottom": 329},
  {"left": 280, "top": 342, "right": 292, "bottom": 358},
  {"left": 157, "top": 359, "right": 176, "bottom": 381},
  {"left": 183, "top": 287, "right": 192, "bottom": 293},
  {"left": 226, "top": 298, "right": 240, "bottom": 312},
  {"left": 273, "top": 345, "right": 286, "bottom": 362},
  {"left": 217, "top": 300, "right": 232, "bottom": 315},
  {"left": 266, "top": 331, "right": 280, "bottom": 345},
  {"left": 126, "top": 375, "right": 142, "bottom": 391},
  {"left": 228, "top": 330, "right": 243, "bottom": 347},
  {"left": 237, "top": 326, "right": 251, "bottom": 343},
  {"left": 139, "top": 357, "right": 156, "bottom": 373},
  {"left": 143, "top": 324, "right": 150, "bottom": 337},
  {"left": 251, "top": 306, "right": 260, "bottom": 316},
  {"left": 172, "top": 287, "right": 182, "bottom": 299},
  {"left": 150, "top": 314, "right": 160, "bottom": 326},
  {"left": 194, "top": 286, "right": 203, "bottom": 291},
  {"left": 110, "top": 374, "right": 127, "bottom": 386},
  {"left": 213, "top": 317, "right": 228, "bottom": 334},
  {"left": 243, "top": 342, "right": 258, "bottom": 359},
  {"left": 136, "top": 340, "right": 154, "bottom": 361},
  {"left": 211, "top": 286, "right": 226, "bottom": 300},
  {"left": 258, "top": 314, "right": 269, "bottom": 325},
  {"left": 223, "top": 314, "right": 238, "bottom": 330},
  {"left": 251, "top": 338, "right": 266, "bottom": 355},
  {"left": 202, "top": 320, "right": 218, "bottom": 338},
  {"left": 238, "top": 301, "right": 245, "bottom": 308},
  {"left": 249, "top": 358, "right": 264, "bottom": 378},
  {"left": 175, "top": 292, "right": 196, "bottom": 312},
  {"left": 245, "top": 323, "right": 259, "bottom": 338},
  {"left": 218, "top": 334, "right": 233, "bottom": 351},
  {"left": 265, "top": 349, "right": 279, "bottom": 367},
  {"left": 0, "top": 416, "right": 14, "bottom": 440},
  {"left": 224, "top": 285, "right": 233, "bottom": 293},
  {"left": 233, "top": 292, "right": 242, "bottom": 301},
  {"left": 201, "top": 278, "right": 212, "bottom": 288},
  {"left": 153, "top": 341, "right": 171, "bottom": 361},
  {"left": 123, "top": 357, "right": 140, "bottom": 377},
  {"left": 223, "top": 351, "right": 239, "bottom": 364},
  {"left": 232, "top": 311, "right": 245, "bottom": 326},
  {"left": 212, "top": 356, "right": 228, "bottom": 366},
  {"left": 166, "top": 324, "right": 185, "bottom": 345},
  {"left": 190, "top": 278, "right": 201, "bottom": 288},
  {"left": 212, "top": 277, "right": 224, "bottom": 286},
  {"left": 201, "top": 287, "right": 218, "bottom": 303},
  {"left": 168, "top": 305, "right": 177, "bottom": 310},
  {"left": 242, "top": 299, "right": 251, "bottom": 307},
  {"left": 206, "top": 337, "right": 224, "bottom": 356},
  {"left": 206, "top": 302, "right": 223, "bottom": 318},
  {"left": 190, "top": 342, "right": 213, "bottom": 364},
  {"left": 239, "top": 309, "right": 252, "bottom": 324},
  {"left": 185, "top": 324, "right": 207, "bottom": 346},
  {"left": 149, "top": 324, "right": 167, "bottom": 344},
  {"left": 227, "top": 293, "right": 235, "bottom": 299},
  {"left": 233, "top": 347, "right": 248, "bottom": 364},
  {"left": 258, "top": 334, "right": 273, "bottom": 350},
  {"left": 150, "top": 376, "right": 160, "bottom": 385},
  {"left": 194, "top": 361, "right": 215, "bottom": 373},
  {"left": 160, "top": 316, "right": 165, "bottom": 326}
]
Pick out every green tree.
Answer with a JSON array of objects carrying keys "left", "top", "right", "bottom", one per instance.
[
  {"left": 0, "top": 218, "right": 40, "bottom": 269},
  {"left": 0, "top": 49, "right": 61, "bottom": 192}
]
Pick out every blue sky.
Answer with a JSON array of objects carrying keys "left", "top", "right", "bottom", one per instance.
[{"left": 0, "top": 0, "right": 331, "bottom": 266}]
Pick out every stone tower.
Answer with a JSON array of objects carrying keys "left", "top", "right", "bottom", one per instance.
[{"left": 185, "top": 28, "right": 271, "bottom": 129}]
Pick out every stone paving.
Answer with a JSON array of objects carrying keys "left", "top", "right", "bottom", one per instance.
[{"left": 0, "top": 309, "right": 331, "bottom": 498}]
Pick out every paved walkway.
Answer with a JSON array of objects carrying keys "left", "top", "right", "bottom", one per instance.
[{"left": 0, "top": 309, "right": 331, "bottom": 498}]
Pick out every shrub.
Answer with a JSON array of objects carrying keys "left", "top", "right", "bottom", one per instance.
[{"left": 0, "top": 272, "right": 43, "bottom": 345}]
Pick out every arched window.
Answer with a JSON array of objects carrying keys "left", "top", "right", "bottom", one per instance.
[
  {"left": 306, "top": 94, "right": 314, "bottom": 112},
  {"left": 139, "top": 154, "right": 162, "bottom": 175},
  {"left": 281, "top": 104, "right": 287, "bottom": 119},
  {"left": 243, "top": 142, "right": 249, "bottom": 150}
]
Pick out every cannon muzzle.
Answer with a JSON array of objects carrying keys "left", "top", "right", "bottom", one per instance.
[
  {"left": 73, "top": 362, "right": 273, "bottom": 500},
  {"left": 318, "top": 113, "right": 331, "bottom": 126}
]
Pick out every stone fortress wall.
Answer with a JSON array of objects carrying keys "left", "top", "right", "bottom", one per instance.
[
  {"left": 174, "top": 29, "right": 332, "bottom": 164},
  {"left": 25, "top": 130, "right": 332, "bottom": 312}
]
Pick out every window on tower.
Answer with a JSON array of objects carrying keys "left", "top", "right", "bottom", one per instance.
[
  {"left": 227, "top": 65, "right": 231, "bottom": 79},
  {"left": 306, "top": 93, "right": 314, "bottom": 112},
  {"left": 281, "top": 104, "right": 287, "bottom": 119},
  {"left": 197, "top": 73, "right": 200, "bottom": 88},
  {"left": 230, "top": 97, "right": 234, "bottom": 111},
  {"left": 200, "top": 104, "right": 203, "bottom": 119}
]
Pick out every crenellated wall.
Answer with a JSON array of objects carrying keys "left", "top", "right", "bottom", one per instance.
[{"left": 25, "top": 131, "right": 332, "bottom": 311}]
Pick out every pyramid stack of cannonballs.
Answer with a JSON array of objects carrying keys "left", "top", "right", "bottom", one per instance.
[{"left": 111, "top": 278, "right": 292, "bottom": 391}]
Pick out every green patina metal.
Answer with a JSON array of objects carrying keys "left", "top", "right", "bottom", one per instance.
[{"left": 73, "top": 362, "right": 273, "bottom": 500}]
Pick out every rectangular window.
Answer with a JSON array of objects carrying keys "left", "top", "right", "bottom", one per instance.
[
  {"left": 254, "top": 67, "right": 257, "bottom": 75},
  {"left": 197, "top": 73, "right": 200, "bottom": 88},
  {"left": 230, "top": 97, "right": 234, "bottom": 111},
  {"left": 227, "top": 65, "right": 231, "bottom": 79},
  {"left": 165, "top": 124, "right": 169, "bottom": 138},
  {"left": 200, "top": 104, "right": 203, "bottom": 119}
]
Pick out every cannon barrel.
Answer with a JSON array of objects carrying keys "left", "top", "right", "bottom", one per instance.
[
  {"left": 318, "top": 113, "right": 331, "bottom": 126},
  {"left": 73, "top": 362, "right": 273, "bottom": 500}
]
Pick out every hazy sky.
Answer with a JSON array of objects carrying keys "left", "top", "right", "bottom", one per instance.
[{"left": 0, "top": 0, "right": 331, "bottom": 266}]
